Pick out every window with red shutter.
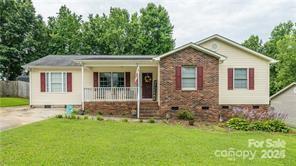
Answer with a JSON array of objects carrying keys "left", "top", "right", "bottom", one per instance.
[
  {"left": 40, "top": 72, "right": 46, "bottom": 92},
  {"left": 125, "top": 72, "right": 130, "bottom": 87},
  {"left": 67, "top": 73, "right": 72, "bottom": 92},
  {"left": 228, "top": 68, "right": 233, "bottom": 90},
  {"left": 197, "top": 66, "right": 203, "bottom": 90},
  {"left": 175, "top": 66, "right": 181, "bottom": 90},
  {"left": 249, "top": 68, "right": 255, "bottom": 90},
  {"left": 93, "top": 72, "right": 98, "bottom": 87}
]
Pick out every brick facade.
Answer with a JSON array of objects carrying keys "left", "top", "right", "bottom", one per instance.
[
  {"left": 83, "top": 47, "right": 269, "bottom": 122},
  {"left": 159, "top": 47, "right": 220, "bottom": 121}
]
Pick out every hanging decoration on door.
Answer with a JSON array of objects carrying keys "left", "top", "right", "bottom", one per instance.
[{"left": 144, "top": 75, "right": 152, "bottom": 83}]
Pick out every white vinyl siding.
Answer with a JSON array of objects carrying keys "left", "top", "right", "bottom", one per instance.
[
  {"left": 200, "top": 39, "right": 270, "bottom": 104},
  {"left": 181, "top": 66, "right": 196, "bottom": 90}
]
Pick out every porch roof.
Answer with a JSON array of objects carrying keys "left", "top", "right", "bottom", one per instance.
[{"left": 23, "top": 55, "right": 157, "bottom": 69}]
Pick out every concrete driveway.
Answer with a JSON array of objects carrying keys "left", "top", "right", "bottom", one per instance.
[{"left": 0, "top": 106, "right": 64, "bottom": 131}]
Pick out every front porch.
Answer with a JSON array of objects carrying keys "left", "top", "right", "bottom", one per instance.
[{"left": 77, "top": 56, "right": 160, "bottom": 105}]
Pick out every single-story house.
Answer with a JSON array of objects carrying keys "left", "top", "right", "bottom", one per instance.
[
  {"left": 270, "top": 82, "right": 296, "bottom": 127},
  {"left": 23, "top": 34, "right": 277, "bottom": 121}
]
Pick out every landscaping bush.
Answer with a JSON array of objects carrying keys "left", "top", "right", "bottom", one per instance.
[
  {"left": 188, "top": 120, "right": 195, "bottom": 126},
  {"left": 55, "top": 114, "right": 63, "bottom": 119},
  {"left": 248, "top": 121, "right": 265, "bottom": 131},
  {"left": 122, "top": 119, "right": 128, "bottom": 122},
  {"left": 177, "top": 110, "right": 194, "bottom": 120},
  {"left": 226, "top": 118, "right": 250, "bottom": 131},
  {"left": 84, "top": 116, "right": 89, "bottom": 120},
  {"left": 139, "top": 119, "right": 143, "bottom": 123},
  {"left": 263, "top": 120, "right": 289, "bottom": 133},
  {"left": 226, "top": 118, "right": 289, "bottom": 133},
  {"left": 148, "top": 118, "right": 155, "bottom": 123},
  {"left": 96, "top": 116, "right": 104, "bottom": 121}
]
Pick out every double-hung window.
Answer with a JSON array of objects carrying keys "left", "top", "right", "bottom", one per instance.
[
  {"left": 181, "top": 66, "right": 196, "bottom": 90},
  {"left": 100, "top": 72, "right": 124, "bottom": 87},
  {"left": 45, "top": 72, "right": 67, "bottom": 92},
  {"left": 234, "top": 68, "right": 248, "bottom": 89}
]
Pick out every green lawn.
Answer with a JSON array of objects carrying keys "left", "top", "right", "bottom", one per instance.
[
  {"left": 1, "top": 119, "right": 295, "bottom": 165},
  {"left": 0, "top": 97, "right": 29, "bottom": 107}
]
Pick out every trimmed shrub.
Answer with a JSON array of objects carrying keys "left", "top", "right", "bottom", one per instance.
[
  {"left": 84, "top": 116, "right": 89, "bottom": 120},
  {"left": 248, "top": 121, "right": 265, "bottom": 131},
  {"left": 148, "top": 118, "right": 155, "bottom": 123},
  {"left": 96, "top": 116, "right": 104, "bottom": 121},
  {"left": 56, "top": 114, "right": 63, "bottom": 119},
  {"left": 226, "top": 118, "right": 250, "bottom": 131},
  {"left": 139, "top": 119, "right": 143, "bottom": 123},
  {"left": 188, "top": 119, "right": 195, "bottom": 126},
  {"left": 177, "top": 110, "right": 194, "bottom": 120},
  {"left": 227, "top": 118, "right": 289, "bottom": 133},
  {"left": 263, "top": 120, "right": 289, "bottom": 133},
  {"left": 122, "top": 119, "right": 128, "bottom": 122}
]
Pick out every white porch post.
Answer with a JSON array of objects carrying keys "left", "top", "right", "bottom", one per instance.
[
  {"left": 81, "top": 64, "right": 84, "bottom": 110},
  {"left": 29, "top": 68, "right": 32, "bottom": 107},
  {"left": 137, "top": 65, "right": 140, "bottom": 119}
]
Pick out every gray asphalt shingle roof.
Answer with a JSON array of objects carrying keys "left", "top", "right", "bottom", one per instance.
[{"left": 23, "top": 55, "right": 156, "bottom": 68}]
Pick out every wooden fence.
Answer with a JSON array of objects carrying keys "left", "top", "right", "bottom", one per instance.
[{"left": 0, "top": 81, "right": 29, "bottom": 98}]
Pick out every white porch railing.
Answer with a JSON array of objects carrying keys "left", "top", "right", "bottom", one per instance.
[{"left": 84, "top": 87, "right": 138, "bottom": 101}]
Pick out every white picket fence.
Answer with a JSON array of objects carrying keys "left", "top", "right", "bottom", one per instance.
[{"left": 84, "top": 87, "right": 138, "bottom": 101}]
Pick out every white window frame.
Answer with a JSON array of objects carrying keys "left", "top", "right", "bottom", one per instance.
[
  {"left": 233, "top": 68, "right": 248, "bottom": 89},
  {"left": 99, "top": 72, "right": 125, "bottom": 87},
  {"left": 45, "top": 72, "right": 67, "bottom": 93},
  {"left": 181, "top": 66, "right": 197, "bottom": 91}
]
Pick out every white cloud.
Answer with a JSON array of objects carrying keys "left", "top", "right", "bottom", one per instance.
[{"left": 32, "top": 0, "right": 296, "bottom": 46}]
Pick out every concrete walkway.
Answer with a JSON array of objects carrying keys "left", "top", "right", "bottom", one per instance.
[{"left": 0, "top": 106, "right": 64, "bottom": 131}]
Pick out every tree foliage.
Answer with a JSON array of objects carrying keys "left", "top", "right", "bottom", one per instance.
[
  {"left": 47, "top": 5, "right": 83, "bottom": 54},
  {"left": 0, "top": 0, "right": 48, "bottom": 80},
  {"left": 0, "top": 2, "right": 175, "bottom": 80},
  {"left": 275, "top": 34, "right": 296, "bottom": 90},
  {"left": 242, "top": 21, "right": 296, "bottom": 94},
  {"left": 242, "top": 35, "right": 263, "bottom": 53}
]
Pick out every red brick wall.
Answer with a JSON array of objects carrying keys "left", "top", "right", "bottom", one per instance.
[
  {"left": 84, "top": 101, "right": 159, "bottom": 117},
  {"left": 159, "top": 47, "right": 220, "bottom": 121}
]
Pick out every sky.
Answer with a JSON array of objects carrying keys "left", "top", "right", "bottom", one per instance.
[{"left": 32, "top": 0, "right": 296, "bottom": 47}]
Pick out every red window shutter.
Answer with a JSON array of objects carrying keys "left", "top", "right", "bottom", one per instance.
[
  {"left": 197, "top": 66, "right": 203, "bottom": 90},
  {"left": 93, "top": 72, "right": 98, "bottom": 87},
  {"left": 40, "top": 72, "right": 46, "bottom": 92},
  {"left": 67, "top": 73, "right": 72, "bottom": 92},
  {"left": 249, "top": 68, "right": 255, "bottom": 90},
  {"left": 125, "top": 72, "right": 130, "bottom": 87},
  {"left": 228, "top": 68, "right": 233, "bottom": 90},
  {"left": 175, "top": 65, "right": 181, "bottom": 90}
]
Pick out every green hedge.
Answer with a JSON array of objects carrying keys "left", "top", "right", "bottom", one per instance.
[{"left": 226, "top": 118, "right": 289, "bottom": 133}]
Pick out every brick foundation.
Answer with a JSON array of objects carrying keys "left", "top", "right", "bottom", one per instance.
[
  {"left": 84, "top": 101, "right": 159, "bottom": 118},
  {"left": 219, "top": 104, "right": 269, "bottom": 121}
]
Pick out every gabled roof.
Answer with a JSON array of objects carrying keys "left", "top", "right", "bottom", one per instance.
[
  {"left": 196, "top": 34, "right": 277, "bottom": 63},
  {"left": 153, "top": 42, "right": 227, "bottom": 61},
  {"left": 270, "top": 82, "right": 296, "bottom": 100}
]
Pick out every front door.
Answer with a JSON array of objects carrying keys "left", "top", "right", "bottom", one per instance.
[{"left": 142, "top": 73, "right": 153, "bottom": 98}]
